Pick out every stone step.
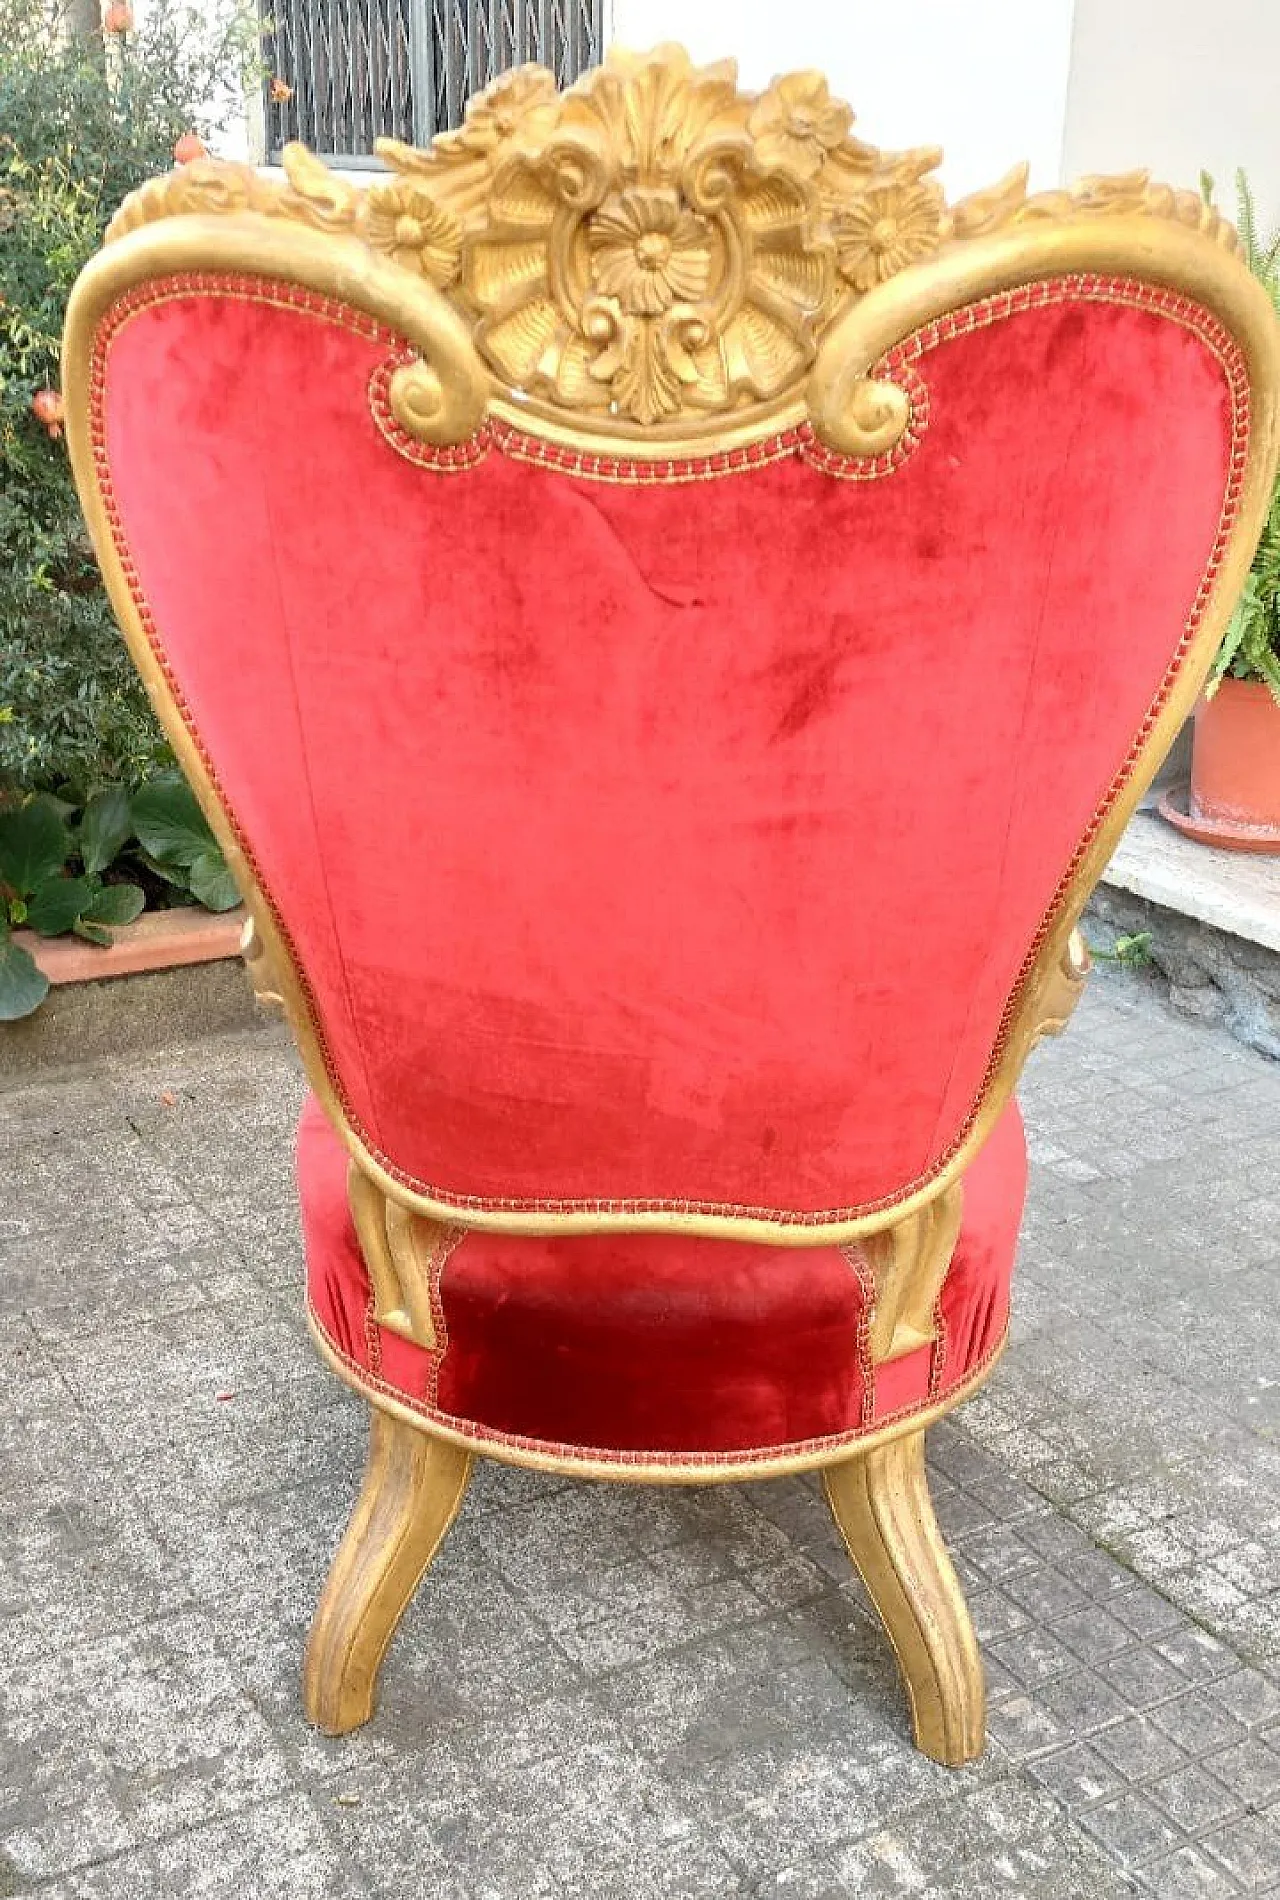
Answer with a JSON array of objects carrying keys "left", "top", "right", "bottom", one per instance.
[{"left": 1090, "top": 811, "right": 1280, "bottom": 1059}]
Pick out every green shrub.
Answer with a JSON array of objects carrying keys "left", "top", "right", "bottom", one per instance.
[{"left": 0, "top": 0, "right": 257, "bottom": 794}]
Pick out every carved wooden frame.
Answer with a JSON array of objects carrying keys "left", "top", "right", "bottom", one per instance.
[
  {"left": 63, "top": 46, "right": 1280, "bottom": 1253},
  {"left": 61, "top": 45, "right": 1280, "bottom": 1764}
]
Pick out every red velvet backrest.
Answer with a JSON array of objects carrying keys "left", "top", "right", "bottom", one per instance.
[{"left": 88, "top": 268, "right": 1245, "bottom": 1224}]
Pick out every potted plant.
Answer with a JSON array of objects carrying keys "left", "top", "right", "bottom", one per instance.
[
  {"left": 0, "top": 775, "right": 241, "bottom": 1019},
  {"left": 1161, "top": 172, "right": 1280, "bottom": 852}
]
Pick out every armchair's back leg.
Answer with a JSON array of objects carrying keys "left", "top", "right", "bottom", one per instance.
[
  {"left": 303, "top": 1405, "right": 473, "bottom": 1734},
  {"left": 822, "top": 1429, "right": 984, "bottom": 1765}
]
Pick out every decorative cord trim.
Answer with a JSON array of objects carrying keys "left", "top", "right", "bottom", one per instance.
[
  {"left": 310, "top": 1292, "right": 1008, "bottom": 1472},
  {"left": 837, "top": 1237, "right": 950, "bottom": 1422},
  {"left": 368, "top": 349, "right": 491, "bottom": 471},
  {"left": 838, "top": 1244, "right": 877, "bottom": 1429},
  {"left": 368, "top": 366, "right": 929, "bottom": 485},
  {"left": 91, "top": 271, "right": 1249, "bottom": 1227},
  {"left": 95, "top": 271, "right": 391, "bottom": 343},
  {"left": 929, "top": 1299, "right": 948, "bottom": 1403},
  {"left": 425, "top": 1224, "right": 465, "bottom": 1408},
  {"left": 362, "top": 1294, "right": 383, "bottom": 1379}
]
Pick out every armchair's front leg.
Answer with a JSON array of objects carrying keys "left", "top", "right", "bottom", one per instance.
[
  {"left": 303, "top": 1405, "right": 473, "bottom": 1734},
  {"left": 823, "top": 1428, "right": 984, "bottom": 1765}
]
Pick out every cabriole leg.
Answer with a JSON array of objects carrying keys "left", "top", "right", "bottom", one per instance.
[
  {"left": 823, "top": 1428, "right": 984, "bottom": 1765},
  {"left": 303, "top": 1405, "right": 473, "bottom": 1734}
]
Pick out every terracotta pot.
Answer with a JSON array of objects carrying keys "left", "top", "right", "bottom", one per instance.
[
  {"left": 13, "top": 903, "right": 246, "bottom": 986},
  {"left": 1190, "top": 677, "right": 1280, "bottom": 843}
]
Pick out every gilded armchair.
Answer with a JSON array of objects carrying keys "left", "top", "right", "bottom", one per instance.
[{"left": 62, "top": 46, "right": 1280, "bottom": 1764}]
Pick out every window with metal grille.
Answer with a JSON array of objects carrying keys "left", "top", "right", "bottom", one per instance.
[{"left": 261, "top": 1, "right": 604, "bottom": 164}]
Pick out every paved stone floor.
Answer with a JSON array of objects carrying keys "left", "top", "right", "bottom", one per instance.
[{"left": 2, "top": 973, "right": 1279, "bottom": 1898}]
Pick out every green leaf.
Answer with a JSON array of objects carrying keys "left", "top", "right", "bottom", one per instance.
[
  {"left": 131, "top": 774, "right": 215, "bottom": 869},
  {"left": 135, "top": 849, "right": 190, "bottom": 889},
  {"left": 72, "top": 920, "right": 114, "bottom": 947},
  {"left": 1210, "top": 597, "right": 1250, "bottom": 685},
  {"left": 81, "top": 881, "right": 145, "bottom": 926},
  {"left": 0, "top": 798, "right": 71, "bottom": 896},
  {"left": 25, "top": 874, "right": 94, "bottom": 936},
  {"left": 78, "top": 784, "right": 132, "bottom": 875},
  {"left": 1114, "top": 931, "right": 1153, "bottom": 969},
  {"left": 0, "top": 932, "right": 50, "bottom": 1020},
  {"left": 188, "top": 847, "right": 241, "bottom": 913}
]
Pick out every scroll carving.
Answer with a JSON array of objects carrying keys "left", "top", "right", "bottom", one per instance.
[
  {"left": 859, "top": 1182, "right": 965, "bottom": 1365},
  {"left": 1032, "top": 927, "right": 1092, "bottom": 1044},
  {"left": 103, "top": 44, "right": 1241, "bottom": 437},
  {"left": 239, "top": 914, "right": 284, "bottom": 1009},
  {"left": 347, "top": 1164, "right": 444, "bottom": 1349}
]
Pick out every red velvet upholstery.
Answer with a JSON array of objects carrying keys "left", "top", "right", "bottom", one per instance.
[
  {"left": 95, "top": 276, "right": 1244, "bottom": 1224},
  {"left": 299, "top": 1090, "right": 1027, "bottom": 1463},
  {"left": 87, "top": 265, "right": 1245, "bottom": 1464}
]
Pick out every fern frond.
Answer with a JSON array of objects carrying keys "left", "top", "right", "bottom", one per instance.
[
  {"left": 1221, "top": 169, "right": 1280, "bottom": 696},
  {"left": 1211, "top": 592, "right": 1252, "bottom": 686},
  {"left": 1234, "top": 168, "right": 1260, "bottom": 270}
]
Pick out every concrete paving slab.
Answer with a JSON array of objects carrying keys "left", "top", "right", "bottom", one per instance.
[{"left": 1, "top": 970, "right": 1278, "bottom": 1896}]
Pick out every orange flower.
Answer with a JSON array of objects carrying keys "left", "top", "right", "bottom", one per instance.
[
  {"left": 173, "top": 132, "right": 208, "bottom": 166},
  {"left": 269, "top": 76, "right": 293, "bottom": 104},
  {"left": 32, "top": 389, "right": 64, "bottom": 439},
  {"left": 103, "top": 2, "right": 134, "bottom": 31}
]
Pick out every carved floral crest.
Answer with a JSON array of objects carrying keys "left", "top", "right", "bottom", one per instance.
[{"left": 105, "top": 43, "right": 1239, "bottom": 429}]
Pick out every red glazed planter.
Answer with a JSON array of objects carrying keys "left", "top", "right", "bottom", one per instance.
[{"left": 1160, "top": 678, "right": 1280, "bottom": 852}]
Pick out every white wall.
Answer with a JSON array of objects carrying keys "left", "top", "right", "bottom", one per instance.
[
  {"left": 608, "top": 0, "right": 1076, "bottom": 196},
  {"left": 1063, "top": 0, "right": 1280, "bottom": 225},
  {"left": 228, "top": 0, "right": 1277, "bottom": 234}
]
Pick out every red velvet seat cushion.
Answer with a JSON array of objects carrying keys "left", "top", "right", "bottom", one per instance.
[{"left": 300, "top": 1092, "right": 1027, "bottom": 1466}]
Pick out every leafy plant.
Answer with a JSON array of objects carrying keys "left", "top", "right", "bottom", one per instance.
[
  {"left": 1088, "top": 929, "right": 1154, "bottom": 969},
  {"left": 0, "top": 0, "right": 259, "bottom": 794},
  {"left": 131, "top": 771, "right": 241, "bottom": 912},
  {"left": 0, "top": 774, "right": 240, "bottom": 1020},
  {"left": 1202, "top": 170, "right": 1280, "bottom": 704}
]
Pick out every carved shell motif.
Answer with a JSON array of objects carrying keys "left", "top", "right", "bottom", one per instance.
[{"left": 105, "top": 43, "right": 1240, "bottom": 429}]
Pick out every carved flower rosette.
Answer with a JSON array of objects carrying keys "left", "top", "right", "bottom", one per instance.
[{"left": 460, "top": 51, "right": 854, "bottom": 426}]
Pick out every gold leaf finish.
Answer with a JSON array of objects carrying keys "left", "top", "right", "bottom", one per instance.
[
  {"left": 104, "top": 43, "right": 1241, "bottom": 438},
  {"left": 75, "top": 42, "right": 1280, "bottom": 1258},
  {"left": 68, "top": 45, "right": 1280, "bottom": 1777},
  {"left": 303, "top": 1407, "right": 473, "bottom": 1734},
  {"left": 859, "top": 1183, "right": 965, "bottom": 1365},
  {"left": 835, "top": 180, "right": 947, "bottom": 290},
  {"left": 825, "top": 1431, "right": 985, "bottom": 1765},
  {"left": 363, "top": 177, "right": 462, "bottom": 285}
]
